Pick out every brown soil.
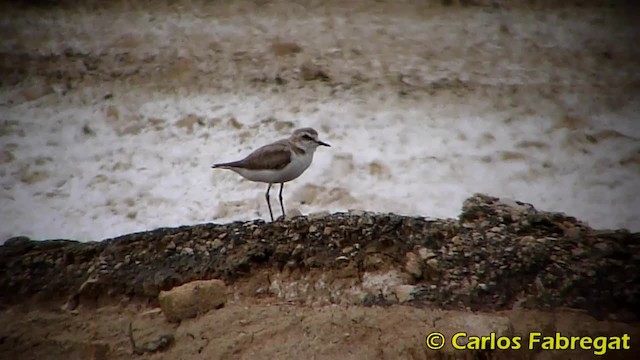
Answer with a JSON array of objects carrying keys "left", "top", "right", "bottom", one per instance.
[{"left": 2, "top": 300, "right": 639, "bottom": 360}]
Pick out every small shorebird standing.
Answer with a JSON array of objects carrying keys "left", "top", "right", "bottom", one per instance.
[{"left": 211, "top": 127, "right": 330, "bottom": 221}]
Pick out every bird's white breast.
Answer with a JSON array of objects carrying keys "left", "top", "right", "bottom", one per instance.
[{"left": 234, "top": 150, "right": 314, "bottom": 184}]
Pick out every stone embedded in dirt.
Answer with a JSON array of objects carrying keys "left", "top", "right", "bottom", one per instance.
[
  {"left": 362, "top": 270, "right": 405, "bottom": 301},
  {"left": 394, "top": 285, "right": 421, "bottom": 303},
  {"left": 158, "top": 279, "right": 227, "bottom": 322},
  {"left": 417, "top": 247, "right": 436, "bottom": 260},
  {"left": 404, "top": 251, "right": 423, "bottom": 279}
]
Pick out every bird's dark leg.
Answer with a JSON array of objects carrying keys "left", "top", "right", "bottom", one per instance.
[
  {"left": 278, "top": 183, "right": 285, "bottom": 219},
  {"left": 265, "top": 183, "right": 274, "bottom": 222}
]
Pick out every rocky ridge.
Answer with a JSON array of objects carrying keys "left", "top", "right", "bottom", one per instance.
[{"left": 1, "top": 194, "right": 638, "bottom": 323}]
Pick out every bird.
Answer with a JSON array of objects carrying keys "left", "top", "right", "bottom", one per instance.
[{"left": 211, "top": 127, "right": 330, "bottom": 221}]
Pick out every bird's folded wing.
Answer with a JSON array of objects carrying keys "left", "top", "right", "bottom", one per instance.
[{"left": 220, "top": 141, "right": 292, "bottom": 170}]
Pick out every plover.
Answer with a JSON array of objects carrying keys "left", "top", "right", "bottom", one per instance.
[{"left": 211, "top": 127, "right": 330, "bottom": 221}]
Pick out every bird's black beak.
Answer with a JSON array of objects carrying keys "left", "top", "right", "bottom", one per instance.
[{"left": 317, "top": 140, "right": 331, "bottom": 147}]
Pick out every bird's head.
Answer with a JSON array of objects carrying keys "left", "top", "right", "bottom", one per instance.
[{"left": 290, "top": 127, "right": 330, "bottom": 151}]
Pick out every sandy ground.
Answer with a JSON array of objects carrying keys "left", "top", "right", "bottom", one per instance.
[
  {"left": 2, "top": 298, "right": 638, "bottom": 360},
  {"left": 1, "top": 0, "right": 639, "bottom": 243}
]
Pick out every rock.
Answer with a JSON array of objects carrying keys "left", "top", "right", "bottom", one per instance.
[
  {"left": 460, "top": 193, "right": 536, "bottom": 224},
  {"left": 362, "top": 271, "right": 404, "bottom": 300},
  {"left": 180, "top": 247, "right": 194, "bottom": 256},
  {"left": 3, "top": 236, "right": 30, "bottom": 247},
  {"left": 394, "top": 285, "right": 421, "bottom": 303},
  {"left": 292, "top": 244, "right": 304, "bottom": 258},
  {"left": 417, "top": 247, "right": 436, "bottom": 260},
  {"left": 426, "top": 258, "right": 439, "bottom": 270},
  {"left": 404, "top": 252, "right": 423, "bottom": 279},
  {"left": 210, "top": 238, "right": 224, "bottom": 249},
  {"left": 158, "top": 279, "right": 227, "bottom": 322}
]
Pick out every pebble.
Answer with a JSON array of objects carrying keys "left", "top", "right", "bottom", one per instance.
[
  {"left": 418, "top": 247, "right": 436, "bottom": 260},
  {"left": 292, "top": 244, "right": 305, "bottom": 257},
  {"left": 427, "top": 259, "right": 440, "bottom": 270},
  {"left": 404, "top": 252, "right": 422, "bottom": 278}
]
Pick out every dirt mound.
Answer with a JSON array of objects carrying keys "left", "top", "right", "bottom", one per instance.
[
  {"left": 2, "top": 194, "right": 638, "bottom": 320},
  {"left": 1, "top": 194, "right": 639, "bottom": 359}
]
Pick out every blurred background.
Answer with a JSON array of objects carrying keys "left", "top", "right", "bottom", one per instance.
[{"left": 1, "top": 0, "right": 638, "bottom": 242}]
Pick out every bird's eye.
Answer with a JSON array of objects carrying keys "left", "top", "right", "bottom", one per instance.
[{"left": 302, "top": 135, "right": 313, "bottom": 140}]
